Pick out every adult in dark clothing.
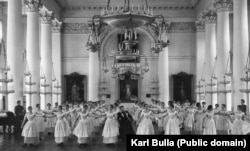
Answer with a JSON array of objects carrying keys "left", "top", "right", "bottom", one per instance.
[
  {"left": 240, "top": 99, "right": 247, "bottom": 115},
  {"left": 117, "top": 106, "right": 134, "bottom": 141},
  {"left": 14, "top": 100, "right": 25, "bottom": 134}
]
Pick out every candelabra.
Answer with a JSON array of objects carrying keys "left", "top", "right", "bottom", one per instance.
[
  {"left": 0, "top": 67, "right": 14, "bottom": 110},
  {"left": 218, "top": 75, "right": 231, "bottom": 97},
  {"left": 149, "top": 77, "right": 159, "bottom": 99},
  {"left": 24, "top": 75, "right": 37, "bottom": 107},
  {"left": 196, "top": 80, "right": 205, "bottom": 103},
  {"left": 53, "top": 81, "right": 61, "bottom": 104},
  {"left": 98, "top": 79, "right": 109, "bottom": 100},
  {"left": 240, "top": 71, "right": 250, "bottom": 115},
  {"left": 206, "top": 78, "right": 218, "bottom": 104},
  {"left": 40, "top": 78, "right": 51, "bottom": 106}
]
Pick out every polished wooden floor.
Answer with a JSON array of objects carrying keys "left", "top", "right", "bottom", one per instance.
[{"left": 0, "top": 133, "right": 127, "bottom": 151}]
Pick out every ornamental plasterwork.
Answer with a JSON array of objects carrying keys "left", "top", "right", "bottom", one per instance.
[{"left": 62, "top": 22, "right": 196, "bottom": 34}]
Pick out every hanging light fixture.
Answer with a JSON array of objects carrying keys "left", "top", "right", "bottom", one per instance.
[{"left": 151, "top": 18, "right": 171, "bottom": 54}]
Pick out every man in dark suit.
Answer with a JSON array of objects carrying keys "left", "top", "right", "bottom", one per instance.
[
  {"left": 14, "top": 100, "right": 25, "bottom": 134},
  {"left": 240, "top": 99, "right": 247, "bottom": 115},
  {"left": 117, "top": 106, "right": 134, "bottom": 141}
]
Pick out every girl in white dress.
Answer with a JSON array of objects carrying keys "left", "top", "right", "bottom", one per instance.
[
  {"left": 21, "top": 106, "right": 43, "bottom": 147},
  {"left": 136, "top": 104, "right": 155, "bottom": 135},
  {"left": 213, "top": 104, "right": 220, "bottom": 133},
  {"left": 54, "top": 105, "right": 75, "bottom": 146},
  {"left": 194, "top": 103, "right": 205, "bottom": 134},
  {"left": 101, "top": 104, "right": 119, "bottom": 145},
  {"left": 73, "top": 105, "right": 91, "bottom": 148},
  {"left": 35, "top": 104, "right": 45, "bottom": 141},
  {"left": 231, "top": 105, "right": 245, "bottom": 135},
  {"left": 184, "top": 103, "right": 196, "bottom": 134},
  {"left": 44, "top": 103, "right": 55, "bottom": 135},
  {"left": 157, "top": 102, "right": 167, "bottom": 134},
  {"left": 163, "top": 103, "right": 180, "bottom": 135},
  {"left": 202, "top": 105, "right": 216, "bottom": 135},
  {"left": 216, "top": 104, "right": 231, "bottom": 134}
]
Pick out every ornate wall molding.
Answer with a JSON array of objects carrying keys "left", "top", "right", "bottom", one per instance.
[
  {"left": 62, "top": 22, "right": 90, "bottom": 34},
  {"left": 62, "top": 22, "right": 196, "bottom": 34},
  {"left": 169, "top": 22, "right": 196, "bottom": 33},
  {"left": 63, "top": 5, "right": 195, "bottom": 12}
]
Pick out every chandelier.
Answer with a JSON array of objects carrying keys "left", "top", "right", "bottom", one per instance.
[{"left": 87, "top": 0, "right": 170, "bottom": 77}]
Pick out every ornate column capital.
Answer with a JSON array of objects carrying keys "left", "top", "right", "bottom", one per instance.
[
  {"left": 201, "top": 10, "right": 217, "bottom": 24},
  {"left": 195, "top": 20, "right": 205, "bottom": 32},
  {"left": 213, "top": 0, "right": 233, "bottom": 13},
  {"left": 40, "top": 10, "right": 54, "bottom": 24},
  {"left": 24, "top": 0, "right": 42, "bottom": 12},
  {"left": 52, "top": 21, "right": 62, "bottom": 33}
]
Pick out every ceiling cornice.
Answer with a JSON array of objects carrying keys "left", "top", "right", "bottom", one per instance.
[{"left": 63, "top": 5, "right": 195, "bottom": 11}]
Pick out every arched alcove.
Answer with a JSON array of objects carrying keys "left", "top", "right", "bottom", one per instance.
[{"left": 99, "top": 27, "right": 158, "bottom": 103}]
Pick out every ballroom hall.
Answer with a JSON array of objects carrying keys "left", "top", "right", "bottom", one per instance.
[{"left": 0, "top": 0, "right": 250, "bottom": 151}]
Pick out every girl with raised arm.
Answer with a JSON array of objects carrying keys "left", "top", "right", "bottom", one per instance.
[
  {"left": 73, "top": 104, "right": 91, "bottom": 148},
  {"left": 136, "top": 104, "right": 156, "bottom": 135},
  {"left": 44, "top": 103, "right": 56, "bottom": 135},
  {"left": 161, "top": 103, "right": 180, "bottom": 135},
  {"left": 202, "top": 105, "right": 216, "bottom": 135},
  {"left": 21, "top": 106, "right": 44, "bottom": 147},
  {"left": 35, "top": 104, "right": 45, "bottom": 141},
  {"left": 100, "top": 104, "right": 119, "bottom": 145},
  {"left": 54, "top": 105, "right": 76, "bottom": 146},
  {"left": 193, "top": 102, "right": 205, "bottom": 134}
]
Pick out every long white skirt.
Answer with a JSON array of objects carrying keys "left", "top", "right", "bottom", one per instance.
[
  {"left": 165, "top": 118, "right": 180, "bottom": 135},
  {"left": 136, "top": 118, "right": 154, "bottom": 135},
  {"left": 73, "top": 119, "right": 90, "bottom": 144},
  {"left": 22, "top": 121, "right": 39, "bottom": 144},
  {"left": 54, "top": 119, "right": 71, "bottom": 143},
  {"left": 102, "top": 118, "right": 119, "bottom": 144}
]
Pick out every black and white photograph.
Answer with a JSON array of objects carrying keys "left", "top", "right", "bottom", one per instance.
[{"left": 0, "top": 0, "right": 250, "bottom": 151}]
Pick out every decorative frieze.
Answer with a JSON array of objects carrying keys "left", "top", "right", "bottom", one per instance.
[
  {"left": 63, "top": 5, "right": 195, "bottom": 11},
  {"left": 169, "top": 22, "right": 196, "bottom": 33},
  {"left": 62, "top": 22, "right": 196, "bottom": 34}
]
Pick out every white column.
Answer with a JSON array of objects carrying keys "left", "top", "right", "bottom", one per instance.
[
  {"left": 52, "top": 21, "right": 62, "bottom": 105},
  {"left": 203, "top": 10, "right": 217, "bottom": 106},
  {"left": 158, "top": 48, "right": 169, "bottom": 103},
  {"left": 40, "top": 10, "right": 53, "bottom": 110},
  {"left": 195, "top": 21, "right": 205, "bottom": 103},
  {"left": 214, "top": 0, "right": 232, "bottom": 109},
  {"left": 233, "top": 0, "right": 249, "bottom": 113},
  {"left": 25, "top": 0, "right": 41, "bottom": 110},
  {"left": 6, "top": 0, "right": 23, "bottom": 112},
  {"left": 88, "top": 52, "right": 99, "bottom": 101}
]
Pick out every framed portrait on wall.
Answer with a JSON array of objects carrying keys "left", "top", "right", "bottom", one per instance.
[
  {"left": 64, "top": 72, "right": 87, "bottom": 104},
  {"left": 172, "top": 72, "right": 193, "bottom": 104}
]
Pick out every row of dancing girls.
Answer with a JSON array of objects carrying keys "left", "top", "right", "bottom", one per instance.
[{"left": 133, "top": 100, "right": 250, "bottom": 135}]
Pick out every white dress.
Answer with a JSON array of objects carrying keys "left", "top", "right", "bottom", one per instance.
[
  {"left": 136, "top": 111, "right": 154, "bottom": 135},
  {"left": 44, "top": 109, "right": 55, "bottom": 129},
  {"left": 102, "top": 112, "right": 119, "bottom": 144},
  {"left": 35, "top": 110, "right": 45, "bottom": 133},
  {"left": 165, "top": 110, "right": 180, "bottom": 135},
  {"left": 54, "top": 112, "right": 71, "bottom": 143},
  {"left": 203, "top": 111, "right": 216, "bottom": 135},
  {"left": 73, "top": 112, "right": 90, "bottom": 144},
  {"left": 194, "top": 109, "right": 204, "bottom": 134},
  {"left": 232, "top": 112, "right": 244, "bottom": 135},
  {"left": 184, "top": 108, "right": 195, "bottom": 131},
  {"left": 22, "top": 113, "right": 39, "bottom": 144}
]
